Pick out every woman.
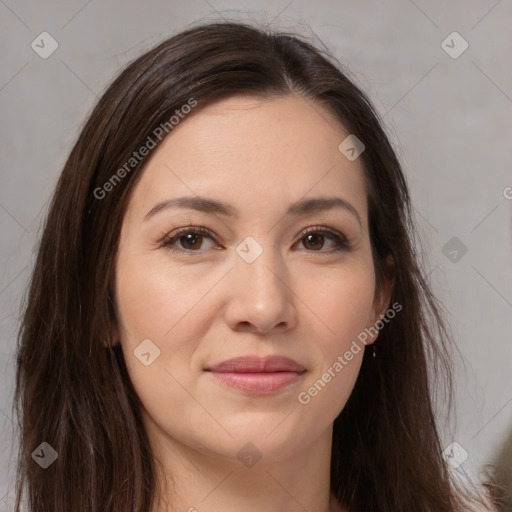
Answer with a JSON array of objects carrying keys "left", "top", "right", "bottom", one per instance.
[{"left": 13, "top": 20, "right": 496, "bottom": 512}]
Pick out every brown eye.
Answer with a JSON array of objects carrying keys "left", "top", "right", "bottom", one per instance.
[
  {"left": 296, "top": 228, "right": 350, "bottom": 253},
  {"left": 161, "top": 227, "right": 217, "bottom": 254},
  {"left": 178, "top": 233, "right": 204, "bottom": 250},
  {"left": 302, "top": 233, "right": 325, "bottom": 251}
]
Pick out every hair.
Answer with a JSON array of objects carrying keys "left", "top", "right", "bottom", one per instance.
[{"left": 12, "top": 19, "right": 496, "bottom": 512}]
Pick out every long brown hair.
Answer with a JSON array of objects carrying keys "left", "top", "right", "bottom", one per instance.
[{"left": 13, "top": 20, "right": 493, "bottom": 511}]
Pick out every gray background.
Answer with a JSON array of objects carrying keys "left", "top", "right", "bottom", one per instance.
[{"left": 1, "top": 0, "right": 511, "bottom": 507}]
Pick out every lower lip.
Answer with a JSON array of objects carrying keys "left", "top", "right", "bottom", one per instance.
[{"left": 207, "top": 371, "right": 304, "bottom": 394}]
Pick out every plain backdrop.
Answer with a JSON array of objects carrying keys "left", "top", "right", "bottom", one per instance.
[{"left": 1, "top": 0, "right": 511, "bottom": 507}]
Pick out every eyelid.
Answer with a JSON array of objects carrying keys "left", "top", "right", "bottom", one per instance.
[
  {"left": 160, "top": 225, "right": 219, "bottom": 253},
  {"left": 294, "top": 225, "right": 351, "bottom": 253},
  {"left": 298, "top": 225, "right": 348, "bottom": 241}
]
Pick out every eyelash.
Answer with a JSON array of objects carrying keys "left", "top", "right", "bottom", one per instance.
[{"left": 159, "top": 225, "right": 351, "bottom": 256}]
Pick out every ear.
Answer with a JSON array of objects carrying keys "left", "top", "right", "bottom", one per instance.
[{"left": 367, "top": 255, "right": 395, "bottom": 344}]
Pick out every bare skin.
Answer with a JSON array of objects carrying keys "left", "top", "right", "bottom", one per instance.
[{"left": 114, "top": 94, "right": 392, "bottom": 512}]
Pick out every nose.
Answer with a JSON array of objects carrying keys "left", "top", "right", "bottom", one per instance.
[{"left": 223, "top": 247, "right": 298, "bottom": 335}]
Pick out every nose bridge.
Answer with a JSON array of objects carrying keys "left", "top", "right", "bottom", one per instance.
[
  {"left": 225, "top": 237, "right": 296, "bottom": 333},
  {"left": 236, "top": 239, "right": 289, "bottom": 303}
]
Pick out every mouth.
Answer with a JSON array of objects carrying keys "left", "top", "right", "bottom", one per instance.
[{"left": 204, "top": 355, "right": 306, "bottom": 394}]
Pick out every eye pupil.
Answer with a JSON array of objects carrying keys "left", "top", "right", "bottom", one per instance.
[
  {"left": 181, "top": 233, "right": 202, "bottom": 249},
  {"left": 304, "top": 233, "right": 324, "bottom": 250}
]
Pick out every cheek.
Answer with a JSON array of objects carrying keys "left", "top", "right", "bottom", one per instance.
[
  {"left": 114, "top": 255, "right": 220, "bottom": 446},
  {"left": 115, "top": 254, "right": 222, "bottom": 344},
  {"left": 299, "top": 259, "right": 376, "bottom": 346},
  {"left": 294, "top": 261, "right": 375, "bottom": 416},
  {"left": 114, "top": 252, "right": 230, "bottom": 406}
]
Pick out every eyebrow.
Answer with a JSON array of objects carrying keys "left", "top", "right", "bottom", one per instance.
[{"left": 143, "top": 195, "right": 362, "bottom": 227}]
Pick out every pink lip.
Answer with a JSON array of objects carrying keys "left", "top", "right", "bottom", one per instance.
[{"left": 205, "top": 355, "right": 306, "bottom": 394}]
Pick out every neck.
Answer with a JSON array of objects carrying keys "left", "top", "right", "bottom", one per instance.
[{"left": 144, "top": 412, "right": 346, "bottom": 512}]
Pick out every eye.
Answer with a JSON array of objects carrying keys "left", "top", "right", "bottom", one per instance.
[
  {"left": 160, "top": 226, "right": 218, "bottom": 254},
  {"left": 294, "top": 227, "right": 350, "bottom": 253}
]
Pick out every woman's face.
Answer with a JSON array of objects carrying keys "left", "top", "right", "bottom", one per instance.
[{"left": 115, "top": 94, "right": 390, "bottom": 465}]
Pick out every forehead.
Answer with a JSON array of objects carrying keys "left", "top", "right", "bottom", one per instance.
[{"left": 128, "top": 94, "right": 368, "bottom": 223}]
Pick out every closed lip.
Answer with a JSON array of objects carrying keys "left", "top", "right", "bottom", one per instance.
[{"left": 205, "top": 355, "right": 306, "bottom": 373}]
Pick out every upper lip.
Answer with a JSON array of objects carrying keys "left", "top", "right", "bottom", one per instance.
[{"left": 205, "top": 355, "right": 306, "bottom": 373}]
